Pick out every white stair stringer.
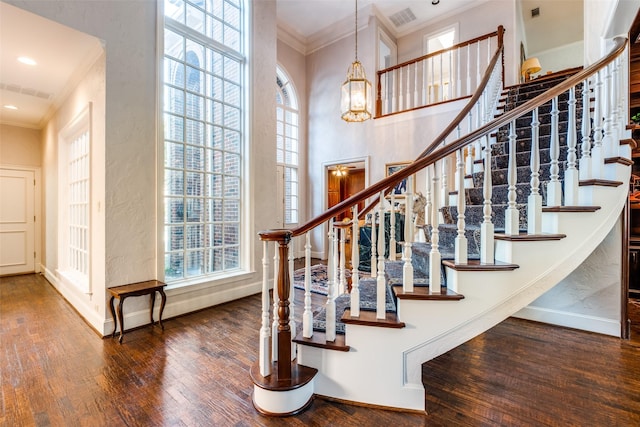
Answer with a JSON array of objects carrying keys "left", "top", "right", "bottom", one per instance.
[{"left": 295, "top": 162, "right": 630, "bottom": 412}]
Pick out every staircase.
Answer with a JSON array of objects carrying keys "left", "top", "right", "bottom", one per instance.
[{"left": 251, "top": 36, "right": 631, "bottom": 415}]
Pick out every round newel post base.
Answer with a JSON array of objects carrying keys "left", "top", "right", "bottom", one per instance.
[{"left": 250, "top": 361, "right": 317, "bottom": 416}]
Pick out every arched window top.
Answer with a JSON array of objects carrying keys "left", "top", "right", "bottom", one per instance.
[{"left": 276, "top": 66, "right": 298, "bottom": 110}]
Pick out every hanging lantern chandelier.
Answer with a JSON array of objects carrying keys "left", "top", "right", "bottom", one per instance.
[{"left": 340, "top": 0, "right": 372, "bottom": 122}]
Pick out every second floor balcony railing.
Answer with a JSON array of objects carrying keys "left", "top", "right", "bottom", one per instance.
[{"left": 376, "top": 27, "right": 504, "bottom": 118}]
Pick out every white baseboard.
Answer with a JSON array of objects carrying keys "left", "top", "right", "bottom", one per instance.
[
  {"left": 106, "top": 279, "right": 263, "bottom": 336},
  {"left": 513, "top": 305, "right": 620, "bottom": 337},
  {"left": 42, "top": 266, "right": 104, "bottom": 333}
]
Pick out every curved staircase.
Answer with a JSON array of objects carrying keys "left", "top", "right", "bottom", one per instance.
[{"left": 252, "top": 36, "right": 631, "bottom": 415}]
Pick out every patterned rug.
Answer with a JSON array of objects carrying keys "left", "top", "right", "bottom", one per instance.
[
  {"left": 292, "top": 263, "right": 351, "bottom": 295},
  {"left": 312, "top": 278, "right": 396, "bottom": 335}
]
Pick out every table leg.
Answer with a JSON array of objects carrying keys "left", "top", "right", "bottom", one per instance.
[
  {"left": 117, "top": 297, "right": 126, "bottom": 344},
  {"left": 149, "top": 291, "right": 156, "bottom": 325},
  {"left": 109, "top": 296, "right": 117, "bottom": 338},
  {"left": 158, "top": 289, "right": 167, "bottom": 330}
]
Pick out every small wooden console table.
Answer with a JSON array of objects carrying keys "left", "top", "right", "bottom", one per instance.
[{"left": 108, "top": 280, "right": 167, "bottom": 343}]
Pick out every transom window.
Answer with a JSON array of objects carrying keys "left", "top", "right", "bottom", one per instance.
[
  {"left": 162, "top": 0, "right": 245, "bottom": 282},
  {"left": 276, "top": 66, "right": 299, "bottom": 225}
]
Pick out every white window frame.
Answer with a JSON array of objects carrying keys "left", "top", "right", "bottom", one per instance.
[
  {"left": 276, "top": 65, "right": 299, "bottom": 226},
  {"left": 58, "top": 105, "right": 92, "bottom": 294},
  {"left": 161, "top": 0, "right": 248, "bottom": 285}
]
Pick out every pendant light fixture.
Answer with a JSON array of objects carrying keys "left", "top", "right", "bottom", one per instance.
[{"left": 340, "top": 0, "right": 372, "bottom": 122}]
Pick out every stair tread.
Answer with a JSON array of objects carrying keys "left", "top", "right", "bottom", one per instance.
[
  {"left": 494, "top": 232, "right": 567, "bottom": 241},
  {"left": 393, "top": 285, "right": 464, "bottom": 300},
  {"left": 293, "top": 331, "right": 350, "bottom": 352},
  {"left": 442, "top": 259, "right": 519, "bottom": 271},
  {"left": 341, "top": 309, "right": 405, "bottom": 328}
]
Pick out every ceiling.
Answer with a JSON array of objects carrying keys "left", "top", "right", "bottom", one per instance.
[
  {"left": 0, "top": 2, "right": 103, "bottom": 129},
  {"left": 1, "top": 0, "right": 583, "bottom": 129}
]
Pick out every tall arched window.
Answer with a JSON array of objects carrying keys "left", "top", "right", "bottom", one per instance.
[
  {"left": 276, "top": 66, "right": 299, "bottom": 225},
  {"left": 163, "top": 0, "right": 245, "bottom": 282}
]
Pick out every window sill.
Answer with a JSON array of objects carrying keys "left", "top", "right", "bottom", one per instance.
[{"left": 164, "top": 269, "right": 257, "bottom": 296}]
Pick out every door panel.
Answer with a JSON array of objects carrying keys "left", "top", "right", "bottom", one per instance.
[{"left": 0, "top": 169, "right": 35, "bottom": 275}]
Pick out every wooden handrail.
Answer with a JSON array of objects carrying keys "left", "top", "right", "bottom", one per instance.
[
  {"left": 358, "top": 25, "right": 504, "bottom": 221},
  {"left": 376, "top": 29, "right": 500, "bottom": 76},
  {"left": 291, "top": 35, "right": 626, "bottom": 237}
]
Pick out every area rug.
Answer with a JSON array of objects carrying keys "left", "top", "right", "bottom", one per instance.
[
  {"left": 312, "top": 278, "right": 396, "bottom": 335},
  {"left": 292, "top": 263, "right": 352, "bottom": 296}
]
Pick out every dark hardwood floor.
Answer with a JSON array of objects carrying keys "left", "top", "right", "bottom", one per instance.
[{"left": 1, "top": 273, "right": 639, "bottom": 426}]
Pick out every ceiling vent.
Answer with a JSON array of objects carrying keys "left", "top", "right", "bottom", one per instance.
[
  {"left": 531, "top": 7, "right": 540, "bottom": 18},
  {"left": 0, "top": 82, "right": 52, "bottom": 100},
  {"left": 389, "top": 8, "right": 416, "bottom": 27}
]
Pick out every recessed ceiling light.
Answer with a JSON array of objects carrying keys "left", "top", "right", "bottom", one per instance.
[
  {"left": 17, "top": 56, "right": 37, "bottom": 66},
  {"left": 4, "top": 105, "right": 18, "bottom": 110}
]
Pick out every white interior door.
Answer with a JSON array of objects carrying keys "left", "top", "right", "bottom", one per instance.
[{"left": 0, "top": 168, "right": 35, "bottom": 275}]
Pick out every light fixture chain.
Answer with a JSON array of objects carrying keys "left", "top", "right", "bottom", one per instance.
[{"left": 355, "top": 0, "right": 358, "bottom": 61}]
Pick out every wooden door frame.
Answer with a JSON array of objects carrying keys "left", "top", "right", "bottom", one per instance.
[{"left": 321, "top": 156, "right": 369, "bottom": 260}]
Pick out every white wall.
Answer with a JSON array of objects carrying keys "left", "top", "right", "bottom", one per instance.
[
  {"left": 516, "top": 215, "right": 623, "bottom": 336},
  {"left": 9, "top": 0, "right": 279, "bottom": 335},
  {"left": 397, "top": 0, "right": 518, "bottom": 86},
  {"left": 37, "top": 49, "right": 106, "bottom": 330},
  {"left": 0, "top": 125, "right": 42, "bottom": 167},
  {"left": 531, "top": 41, "right": 584, "bottom": 77}
]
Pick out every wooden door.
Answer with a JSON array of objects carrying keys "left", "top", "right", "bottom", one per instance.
[{"left": 0, "top": 168, "right": 35, "bottom": 275}]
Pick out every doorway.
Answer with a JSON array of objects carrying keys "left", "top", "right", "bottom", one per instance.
[
  {"left": 0, "top": 167, "right": 38, "bottom": 275},
  {"left": 327, "top": 161, "right": 366, "bottom": 222}
]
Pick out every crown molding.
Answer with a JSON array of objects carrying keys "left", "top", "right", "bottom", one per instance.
[{"left": 277, "top": 22, "right": 308, "bottom": 55}]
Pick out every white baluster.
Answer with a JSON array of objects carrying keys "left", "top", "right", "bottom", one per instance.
[
  {"left": 505, "top": 121, "right": 519, "bottom": 235},
  {"left": 601, "top": 63, "right": 614, "bottom": 157},
  {"left": 439, "top": 52, "right": 444, "bottom": 102},
  {"left": 528, "top": 108, "right": 542, "bottom": 234},
  {"left": 546, "top": 96, "right": 562, "bottom": 206},
  {"left": 610, "top": 57, "right": 621, "bottom": 148},
  {"left": 456, "top": 48, "right": 462, "bottom": 98},
  {"left": 325, "top": 218, "right": 336, "bottom": 342},
  {"left": 441, "top": 143, "right": 449, "bottom": 208},
  {"left": 430, "top": 56, "right": 435, "bottom": 103},
  {"left": 381, "top": 72, "right": 388, "bottom": 116},
  {"left": 351, "top": 206, "right": 360, "bottom": 317},
  {"left": 302, "top": 233, "right": 313, "bottom": 338},
  {"left": 376, "top": 192, "right": 386, "bottom": 319},
  {"left": 338, "top": 224, "right": 347, "bottom": 295},
  {"left": 422, "top": 60, "right": 427, "bottom": 106},
  {"left": 259, "top": 241, "right": 271, "bottom": 376},
  {"left": 271, "top": 243, "right": 279, "bottom": 360},
  {"left": 403, "top": 177, "right": 414, "bottom": 292},
  {"left": 332, "top": 220, "right": 339, "bottom": 299},
  {"left": 480, "top": 135, "right": 494, "bottom": 263},
  {"left": 389, "top": 193, "right": 396, "bottom": 261},
  {"left": 476, "top": 41, "right": 481, "bottom": 90},
  {"left": 414, "top": 62, "right": 419, "bottom": 109},
  {"left": 370, "top": 212, "right": 377, "bottom": 278},
  {"left": 448, "top": 49, "right": 453, "bottom": 100},
  {"left": 391, "top": 69, "right": 398, "bottom": 114},
  {"left": 425, "top": 166, "right": 432, "bottom": 229},
  {"left": 398, "top": 67, "right": 404, "bottom": 112},
  {"left": 579, "top": 78, "right": 592, "bottom": 180},
  {"left": 564, "top": 87, "right": 579, "bottom": 206},
  {"left": 406, "top": 65, "right": 411, "bottom": 111},
  {"left": 466, "top": 45, "right": 471, "bottom": 96},
  {"left": 429, "top": 164, "right": 442, "bottom": 293},
  {"left": 592, "top": 70, "right": 604, "bottom": 179},
  {"left": 455, "top": 145, "right": 468, "bottom": 264},
  {"left": 465, "top": 111, "right": 474, "bottom": 176}
]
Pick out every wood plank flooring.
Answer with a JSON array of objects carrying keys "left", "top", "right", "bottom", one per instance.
[{"left": 1, "top": 273, "right": 639, "bottom": 426}]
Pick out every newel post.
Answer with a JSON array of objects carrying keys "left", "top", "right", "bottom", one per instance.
[{"left": 258, "top": 229, "right": 293, "bottom": 379}]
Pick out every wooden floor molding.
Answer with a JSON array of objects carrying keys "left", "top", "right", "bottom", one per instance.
[{"left": 2, "top": 273, "right": 639, "bottom": 426}]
